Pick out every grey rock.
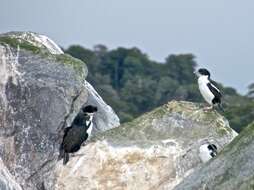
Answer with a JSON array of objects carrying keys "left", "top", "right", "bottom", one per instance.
[
  {"left": 173, "top": 122, "right": 254, "bottom": 190},
  {"left": 0, "top": 32, "right": 119, "bottom": 190},
  {"left": 55, "top": 101, "right": 237, "bottom": 190}
]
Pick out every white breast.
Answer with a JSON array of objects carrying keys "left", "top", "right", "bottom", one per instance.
[
  {"left": 198, "top": 76, "right": 214, "bottom": 105},
  {"left": 199, "top": 144, "right": 213, "bottom": 163},
  {"left": 86, "top": 116, "right": 93, "bottom": 137}
]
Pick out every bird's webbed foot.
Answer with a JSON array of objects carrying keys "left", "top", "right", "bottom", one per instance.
[
  {"left": 81, "top": 142, "right": 87, "bottom": 147},
  {"left": 203, "top": 105, "right": 214, "bottom": 112}
]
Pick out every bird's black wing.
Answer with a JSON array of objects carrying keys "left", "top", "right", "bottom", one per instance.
[
  {"left": 59, "top": 127, "right": 73, "bottom": 160},
  {"left": 63, "top": 127, "right": 72, "bottom": 139},
  {"left": 84, "top": 120, "right": 92, "bottom": 131},
  {"left": 207, "top": 82, "right": 222, "bottom": 99},
  {"left": 208, "top": 144, "right": 217, "bottom": 151},
  {"left": 62, "top": 125, "right": 88, "bottom": 152},
  {"left": 81, "top": 133, "right": 89, "bottom": 143}
]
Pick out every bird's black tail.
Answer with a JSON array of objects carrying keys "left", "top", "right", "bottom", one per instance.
[
  {"left": 58, "top": 143, "right": 64, "bottom": 160},
  {"left": 218, "top": 103, "right": 224, "bottom": 112},
  {"left": 58, "top": 144, "right": 69, "bottom": 165},
  {"left": 63, "top": 152, "right": 69, "bottom": 165}
]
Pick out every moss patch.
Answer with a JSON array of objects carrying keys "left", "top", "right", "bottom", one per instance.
[
  {"left": 54, "top": 54, "right": 87, "bottom": 78},
  {"left": 216, "top": 128, "right": 228, "bottom": 137},
  {"left": 0, "top": 35, "right": 87, "bottom": 79},
  {"left": 0, "top": 36, "right": 41, "bottom": 53},
  {"left": 93, "top": 101, "right": 235, "bottom": 147},
  {"left": 221, "top": 122, "right": 254, "bottom": 154}
]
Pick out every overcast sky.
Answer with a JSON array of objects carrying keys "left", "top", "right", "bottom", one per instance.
[{"left": 1, "top": 0, "right": 253, "bottom": 94}]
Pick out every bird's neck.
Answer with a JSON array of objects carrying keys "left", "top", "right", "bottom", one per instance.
[
  {"left": 198, "top": 75, "right": 210, "bottom": 84},
  {"left": 88, "top": 115, "right": 93, "bottom": 123},
  {"left": 86, "top": 115, "right": 93, "bottom": 127}
]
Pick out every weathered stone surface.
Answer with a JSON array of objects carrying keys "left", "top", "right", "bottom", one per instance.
[
  {"left": 55, "top": 101, "right": 237, "bottom": 190},
  {"left": 174, "top": 122, "right": 254, "bottom": 190},
  {"left": 0, "top": 32, "right": 119, "bottom": 190},
  {"left": 0, "top": 158, "right": 22, "bottom": 190}
]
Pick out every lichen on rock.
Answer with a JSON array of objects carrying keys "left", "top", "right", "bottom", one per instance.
[
  {"left": 0, "top": 32, "right": 87, "bottom": 81},
  {"left": 0, "top": 31, "right": 63, "bottom": 54}
]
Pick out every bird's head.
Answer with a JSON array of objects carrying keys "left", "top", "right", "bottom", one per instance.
[
  {"left": 82, "top": 105, "right": 98, "bottom": 117},
  {"left": 194, "top": 68, "right": 211, "bottom": 79},
  {"left": 207, "top": 144, "right": 218, "bottom": 157}
]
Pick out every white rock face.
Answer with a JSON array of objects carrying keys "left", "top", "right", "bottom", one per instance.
[
  {"left": 28, "top": 33, "right": 64, "bottom": 54},
  {"left": 84, "top": 81, "right": 120, "bottom": 132},
  {"left": 55, "top": 101, "right": 237, "bottom": 190},
  {"left": 0, "top": 158, "right": 22, "bottom": 190},
  {"left": 55, "top": 141, "right": 179, "bottom": 190}
]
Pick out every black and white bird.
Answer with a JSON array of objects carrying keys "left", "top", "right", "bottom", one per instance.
[
  {"left": 195, "top": 68, "right": 223, "bottom": 111},
  {"left": 58, "top": 105, "right": 98, "bottom": 165},
  {"left": 199, "top": 143, "right": 218, "bottom": 163}
]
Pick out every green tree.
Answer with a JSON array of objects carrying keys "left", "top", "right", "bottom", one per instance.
[
  {"left": 65, "top": 44, "right": 254, "bottom": 132},
  {"left": 165, "top": 54, "right": 197, "bottom": 84},
  {"left": 247, "top": 83, "right": 254, "bottom": 98}
]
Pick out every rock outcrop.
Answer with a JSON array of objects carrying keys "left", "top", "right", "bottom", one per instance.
[
  {"left": 174, "top": 122, "right": 254, "bottom": 190},
  {"left": 0, "top": 32, "right": 119, "bottom": 190},
  {"left": 1, "top": 32, "right": 64, "bottom": 55},
  {"left": 0, "top": 31, "right": 244, "bottom": 190},
  {"left": 55, "top": 101, "right": 237, "bottom": 190}
]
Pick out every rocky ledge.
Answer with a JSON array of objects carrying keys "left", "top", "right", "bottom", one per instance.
[{"left": 55, "top": 101, "right": 237, "bottom": 190}]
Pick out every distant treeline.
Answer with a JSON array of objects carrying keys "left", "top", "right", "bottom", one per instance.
[{"left": 65, "top": 45, "right": 254, "bottom": 132}]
